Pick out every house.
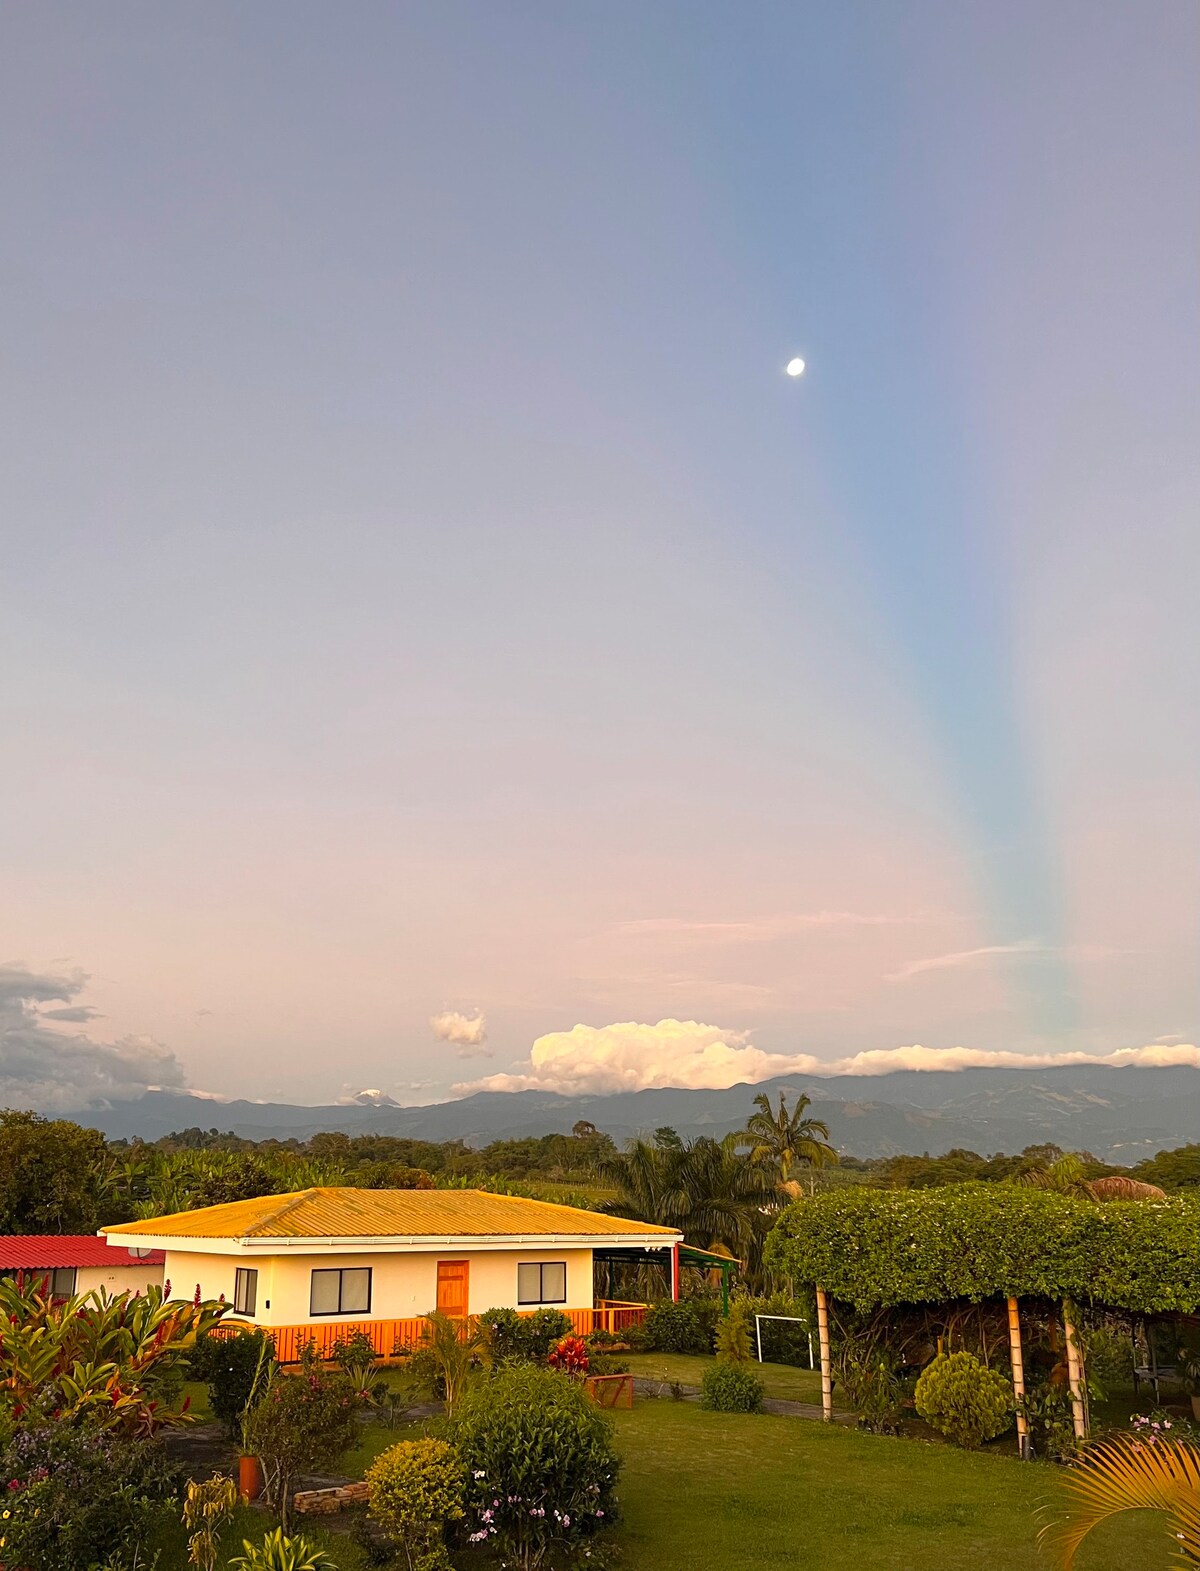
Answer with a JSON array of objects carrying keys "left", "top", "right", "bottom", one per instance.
[
  {"left": 101, "top": 1187, "right": 682, "bottom": 1358},
  {"left": 0, "top": 1235, "right": 165, "bottom": 1298}
]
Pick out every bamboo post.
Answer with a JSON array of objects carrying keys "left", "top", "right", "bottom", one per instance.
[
  {"left": 1006, "top": 1296, "right": 1030, "bottom": 1460},
  {"left": 816, "top": 1286, "right": 833, "bottom": 1422},
  {"left": 1063, "top": 1301, "right": 1087, "bottom": 1442}
]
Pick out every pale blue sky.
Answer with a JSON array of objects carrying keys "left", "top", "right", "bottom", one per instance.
[{"left": 1, "top": 3, "right": 1197, "bottom": 1105}]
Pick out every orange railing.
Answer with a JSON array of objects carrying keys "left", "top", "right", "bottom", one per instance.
[{"left": 213, "top": 1302, "right": 647, "bottom": 1363}]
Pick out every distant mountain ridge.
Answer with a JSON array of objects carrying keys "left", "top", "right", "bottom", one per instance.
[{"left": 69, "top": 1064, "right": 1200, "bottom": 1163}]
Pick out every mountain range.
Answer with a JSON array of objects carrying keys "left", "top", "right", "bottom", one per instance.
[{"left": 72, "top": 1064, "right": 1200, "bottom": 1164}]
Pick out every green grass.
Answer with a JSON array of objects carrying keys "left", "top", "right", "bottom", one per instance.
[
  {"left": 609, "top": 1401, "right": 1167, "bottom": 1571},
  {"left": 622, "top": 1349, "right": 830, "bottom": 1405}
]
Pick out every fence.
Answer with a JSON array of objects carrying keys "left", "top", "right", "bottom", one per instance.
[{"left": 212, "top": 1299, "right": 648, "bottom": 1363}]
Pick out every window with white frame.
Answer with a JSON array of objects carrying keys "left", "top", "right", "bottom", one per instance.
[
  {"left": 309, "top": 1267, "right": 372, "bottom": 1316},
  {"left": 517, "top": 1261, "right": 567, "bottom": 1305}
]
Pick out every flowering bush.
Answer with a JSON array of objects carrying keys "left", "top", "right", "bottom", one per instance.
[
  {"left": 366, "top": 1436, "right": 465, "bottom": 1571},
  {"left": 0, "top": 1420, "right": 176, "bottom": 1571},
  {"left": 1129, "top": 1409, "right": 1190, "bottom": 1447},
  {"left": 451, "top": 1364, "right": 619, "bottom": 1569},
  {"left": 548, "top": 1336, "right": 590, "bottom": 1379}
]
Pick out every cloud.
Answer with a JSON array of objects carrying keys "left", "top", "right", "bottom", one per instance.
[
  {"left": 430, "top": 1009, "right": 490, "bottom": 1057},
  {"left": 455, "top": 1017, "right": 1200, "bottom": 1096},
  {"left": 0, "top": 962, "right": 187, "bottom": 1111},
  {"left": 885, "top": 941, "right": 1046, "bottom": 981}
]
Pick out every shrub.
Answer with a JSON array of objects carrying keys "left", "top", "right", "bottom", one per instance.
[
  {"left": 190, "top": 1328, "right": 277, "bottom": 1439},
  {"left": 182, "top": 1474, "right": 239, "bottom": 1571},
  {"left": 244, "top": 1359, "right": 361, "bottom": 1530},
  {"left": 229, "top": 1526, "right": 338, "bottom": 1570},
  {"left": 525, "top": 1307, "right": 574, "bottom": 1359},
  {"left": 331, "top": 1330, "right": 379, "bottom": 1396},
  {"left": 366, "top": 1436, "right": 465, "bottom": 1571},
  {"left": 714, "top": 1300, "right": 753, "bottom": 1365},
  {"left": 746, "top": 1291, "right": 816, "bottom": 1368},
  {"left": 0, "top": 1420, "right": 177, "bottom": 1571},
  {"left": 700, "top": 1362, "right": 764, "bottom": 1413},
  {"left": 835, "top": 1332, "right": 907, "bottom": 1435},
  {"left": 451, "top": 1364, "right": 619, "bottom": 1570},
  {"left": 914, "top": 1350, "right": 1014, "bottom": 1449},
  {"left": 481, "top": 1306, "right": 529, "bottom": 1362},
  {"left": 644, "top": 1300, "right": 711, "bottom": 1354}
]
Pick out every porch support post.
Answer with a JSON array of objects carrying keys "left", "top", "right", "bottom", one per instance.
[
  {"left": 671, "top": 1243, "right": 680, "bottom": 1303},
  {"left": 1006, "top": 1296, "right": 1030, "bottom": 1460},
  {"left": 721, "top": 1263, "right": 730, "bottom": 1317},
  {"left": 816, "top": 1285, "right": 833, "bottom": 1422},
  {"left": 1063, "top": 1300, "right": 1087, "bottom": 1442}
]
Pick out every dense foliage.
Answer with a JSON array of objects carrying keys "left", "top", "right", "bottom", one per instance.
[
  {"left": 451, "top": 1365, "right": 619, "bottom": 1569},
  {"left": 0, "top": 1275, "right": 222, "bottom": 1434},
  {"left": 0, "top": 1420, "right": 177, "bottom": 1571},
  {"left": 643, "top": 1299, "right": 718, "bottom": 1354},
  {"left": 229, "top": 1527, "right": 339, "bottom": 1570},
  {"left": 914, "top": 1351, "right": 1014, "bottom": 1448},
  {"left": 700, "top": 1362, "right": 764, "bottom": 1413},
  {"left": 0, "top": 1109, "right": 112, "bottom": 1233},
  {"left": 366, "top": 1437, "right": 465, "bottom": 1571},
  {"left": 765, "top": 1183, "right": 1200, "bottom": 1312},
  {"left": 191, "top": 1327, "right": 276, "bottom": 1438}
]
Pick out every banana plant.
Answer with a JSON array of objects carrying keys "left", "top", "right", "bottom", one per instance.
[{"left": 1040, "top": 1436, "right": 1200, "bottom": 1568}]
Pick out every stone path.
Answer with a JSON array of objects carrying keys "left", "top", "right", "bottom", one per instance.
[{"left": 632, "top": 1376, "right": 855, "bottom": 1424}]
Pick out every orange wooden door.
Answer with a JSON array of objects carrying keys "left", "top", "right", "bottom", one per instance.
[{"left": 436, "top": 1260, "right": 469, "bottom": 1318}]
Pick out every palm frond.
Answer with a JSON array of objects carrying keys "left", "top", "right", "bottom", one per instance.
[{"left": 1040, "top": 1438, "right": 1200, "bottom": 1569}]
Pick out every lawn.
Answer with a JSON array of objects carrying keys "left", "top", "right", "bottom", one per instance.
[
  {"left": 622, "top": 1349, "right": 831, "bottom": 1405},
  {"left": 609, "top": 1401, "right": 1167, "bottom": 1571}
]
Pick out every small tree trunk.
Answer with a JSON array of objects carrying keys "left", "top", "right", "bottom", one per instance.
[
  {"left": 1006, "top": 1296, "right": 1030, "bottom": 1460},
  {"left": 1063, "top": 1301, "right": 1087, "bottom": 1442},
  {"left": 816, "top": 1286, "right": 833, "bottom": 1422}
]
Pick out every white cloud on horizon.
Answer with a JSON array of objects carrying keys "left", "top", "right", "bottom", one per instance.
[
  {"left": 455, "top": 1018, "right": 1200, "bottom": 1096},
  {"left": 430, "top": 1009, "right": 490, "bottom": 1057}
]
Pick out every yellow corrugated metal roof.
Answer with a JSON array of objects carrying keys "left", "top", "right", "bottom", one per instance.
[{"left": 102, "top": 1187, "right": 678, "bottom": 1242}]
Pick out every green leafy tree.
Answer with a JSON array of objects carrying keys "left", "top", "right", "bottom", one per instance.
[
  {"left": 0, "top": 1110, "right": 110, "bottom": 1233},
  {"left": 183, "top": 1474, "right": 239, "bottom": 1571},
  {"left": 190, "top": 1328, "right": 276, "bottom": 1439},
  {"left": 739, "top": 1092, "right": 837, "bottom": 1182},
  {"left": 714, "top": 1299, "right": 754, "bottom": 1365}
]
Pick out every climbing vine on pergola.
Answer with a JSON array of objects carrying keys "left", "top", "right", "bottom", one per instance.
[{"left": 763, "top": 1184, "right": 1200, "bottom": 1451}]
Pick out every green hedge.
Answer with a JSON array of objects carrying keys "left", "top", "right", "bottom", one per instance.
[{"left": 763, "top": 1183, "right": 1200, "bottom": 1312}]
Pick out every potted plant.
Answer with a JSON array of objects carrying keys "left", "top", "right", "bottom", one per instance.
[{"left": 237, "top": 1334, "right": 276, "bottom": 1502}]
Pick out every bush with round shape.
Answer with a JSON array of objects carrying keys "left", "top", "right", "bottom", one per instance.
[
  {"left": 914, "top": 1350, "right": 1014, "bottom": 1448},
  {"left": 524, "top": 1307, "right": 573, "bottom": 1359},
  {"left": 365, "top": 1436, "right": 465, "bottom": 1571},
  {"left": 451, "top": 1364, "right": 619, "bottom": 1569},
  {"left": 700, "top": 1362, "right": 764, "bottom": 1413}
]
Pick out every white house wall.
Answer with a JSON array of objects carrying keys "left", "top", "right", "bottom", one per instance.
[{"left": 162, "top": 1245, "right": 594, "bottom": 1324}]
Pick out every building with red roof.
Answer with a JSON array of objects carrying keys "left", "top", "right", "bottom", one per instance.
[{"left": 0, "top": 1235, "right": 165, "bottom": 1298}]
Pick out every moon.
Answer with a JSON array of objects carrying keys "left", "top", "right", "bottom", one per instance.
[{"left": 786, "top": 357, "right": 806, "bottom": 377}]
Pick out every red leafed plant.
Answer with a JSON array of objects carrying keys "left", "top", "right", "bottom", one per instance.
[{"left": 547, "top": 1335, "right": 589, "bottom": 1378}]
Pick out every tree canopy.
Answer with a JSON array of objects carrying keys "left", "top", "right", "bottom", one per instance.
[{"left": 764, "top": 1182, "right": 1200, "bottom": 1314}]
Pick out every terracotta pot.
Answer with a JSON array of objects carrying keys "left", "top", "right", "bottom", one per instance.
[
  {"left": 238, "top": 1454, "right": 263, "bottom": 1503},
  {"left": 1190, "top": 1394, "right": 1200, "bottom": 1422}
]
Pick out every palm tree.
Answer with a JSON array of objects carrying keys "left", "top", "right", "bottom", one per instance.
[
  {"left": 1040, "top": 1436, "right": 1200, "bottom": 1567},
  {"left": 1012, "top": 1151, "right": 1093, "bottom": 1197},
  {"left": 598, "top": 1131, "right": 778, "bottom": 1261},
  {"left": 738, "top": 1092, "right": 837, "bottom": 1183}
]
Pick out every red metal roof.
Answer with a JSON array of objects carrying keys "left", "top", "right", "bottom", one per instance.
[{"left": 0, "top": 1236, "right": 165, "bottom": 1269}]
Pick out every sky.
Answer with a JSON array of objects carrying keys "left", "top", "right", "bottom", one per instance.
[{"left": 1, "top": 2, "right": 1197, "bottom": 1110}]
